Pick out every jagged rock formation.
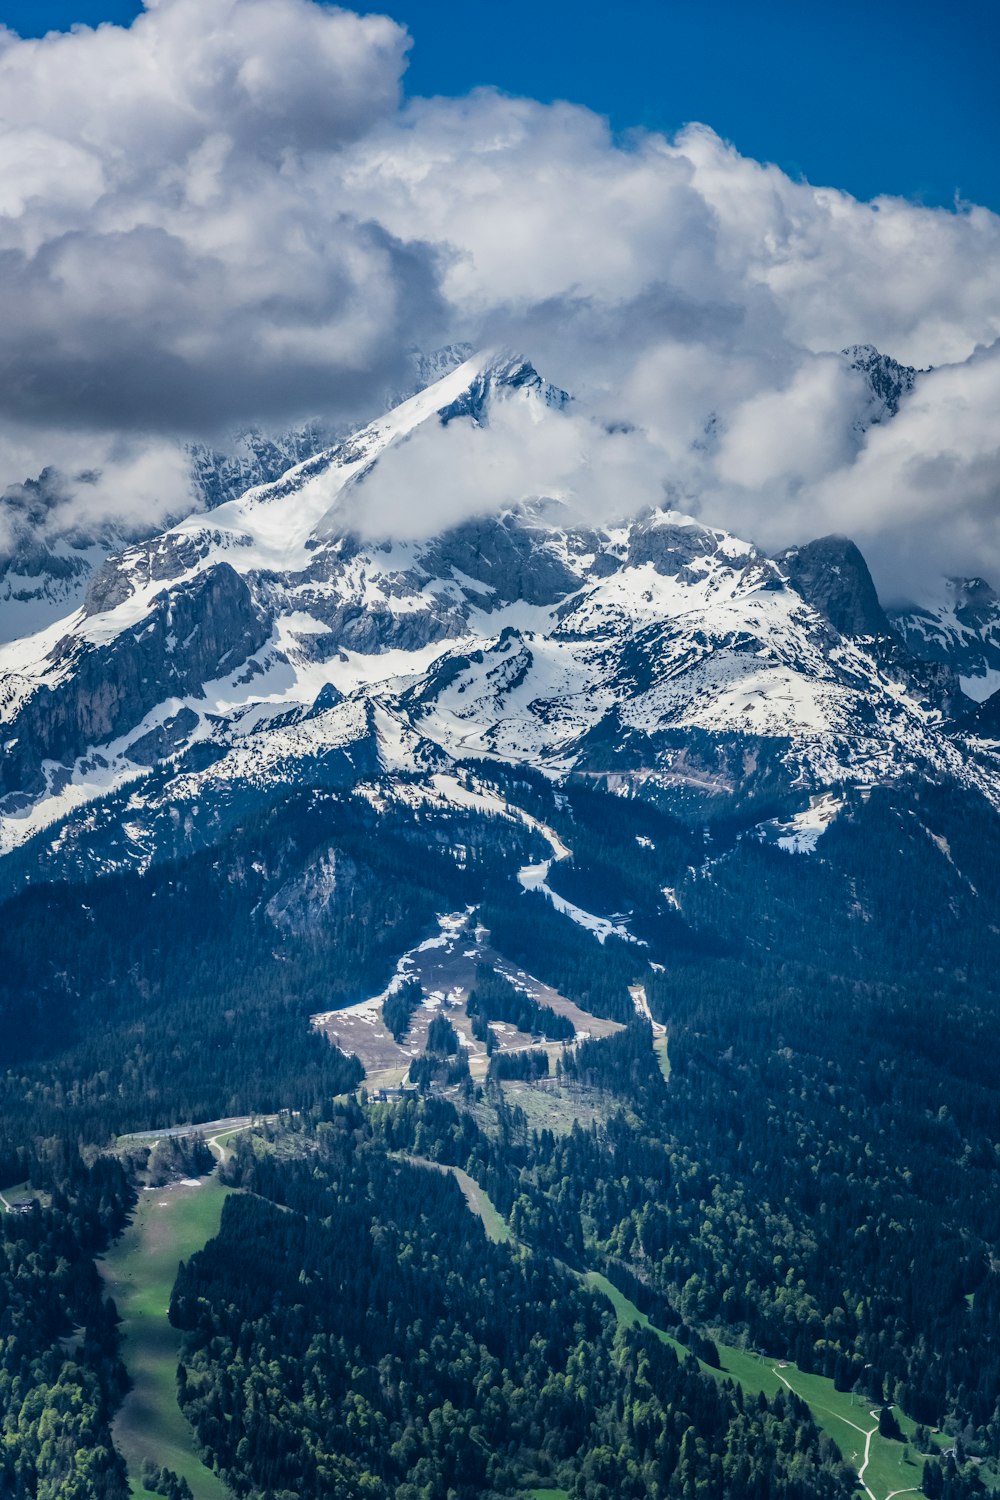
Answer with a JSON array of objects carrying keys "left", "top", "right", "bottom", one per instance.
[
  {"left": 0, "top": 347, "right": 996, "bottom": 889},
  {"left": 843, "top": 343, "right": 921, "bottom": 425},
  {"left": 775, "top": 535, "right": 893, "bottom": 639},
  {"left": 890, "top": 577, "right": 1000, "bottom": 703}
]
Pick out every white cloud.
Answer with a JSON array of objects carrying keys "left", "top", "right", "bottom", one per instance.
[
  {"left": 0, "top": 0, "right": 999, "bottom": 596},
  {"left": 342, "top": 394, "right": 669, "bottom": 541},
  {"left": 0, "top": 0, "right": 434, "bottom": 447},
  {"left": 810, "top": 344, "right": 1000, "bottom": 597}
]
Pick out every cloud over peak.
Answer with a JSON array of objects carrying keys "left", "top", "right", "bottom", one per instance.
[{"left": 0, "top": 0, "right": 998, "bottom": 594}]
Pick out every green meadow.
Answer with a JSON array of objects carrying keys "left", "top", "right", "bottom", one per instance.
[
  {"left": 101, "top": 1177, "right": 233, "bottom": 1500},
  {"left": 584, "top": 1270, "right": 937, "bottom": 1500}
]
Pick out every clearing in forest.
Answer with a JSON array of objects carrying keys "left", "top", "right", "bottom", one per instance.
[
  {"left": 584, "top": 1270, "right": 937, "bottom": 1500},
  {"left": 101, "top": 1176, "right": 232, "bottom": 1500},
  {"left": 313, "top": 907, "right": 622, "bottom": 1090}
]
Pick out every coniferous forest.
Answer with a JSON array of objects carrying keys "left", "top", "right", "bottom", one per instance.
[
  {"left": 2, "top": 5, "right": 998, "bottom": 1495},
  {"left": 1, "top": 767, "right": 999, "bottom": 1497}
]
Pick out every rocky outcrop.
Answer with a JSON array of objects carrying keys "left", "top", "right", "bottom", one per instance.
[
  {"left": 966, "top": 686, "right": 1000, "bottom": 740},
  {"left": 776, "top": 536, "right": 892, "bottom": 639},
  {"left": 776, "top": 536, "right": 967, "bottom": 716},
  {"left": 127, "top": 706, "right": 201, "bottom": 765},
  {"left": 889, "top": 577, "right": 1000, "bottom": 700},
  {"left": 265, "top": 846, "right": 356, "bottom": 936},
  {"left": 423, "top": 513, "right": 582, "bottom": 607},
  {"left": 435, "top": 354, "right": 569, "bottom": 426},
  {"left": 1, "top": 563, "right": 269, "bottom": 795},
  {"left": 629, "top": 516, "right": 779, "bottom": 591},
  {"left": 843, "top": 344, "right": 920, "bottom": 423}
]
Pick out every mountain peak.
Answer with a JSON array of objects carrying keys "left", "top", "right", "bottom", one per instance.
[
  {"left": 841, "top": 343, "right": 920, "bottom": 422},
  {"left": 775, "top": 534, "right": 892, "bottom": 639},
  {"left": 433, "top": 349, "right": 570, "bottom": 427}
]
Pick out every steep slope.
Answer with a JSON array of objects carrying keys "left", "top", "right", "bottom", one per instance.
[
  {"left": 0, "top": 349, "right": 994, "bottom": 888},
  {"left": 890, "top": 576, "right": 1000, "bottom": 703},
  {"left": 0, "top": 346, "right": 474, "bottom": 647},
  {"left": 775, "top": 535, "right": 893, "bottom": 639}
]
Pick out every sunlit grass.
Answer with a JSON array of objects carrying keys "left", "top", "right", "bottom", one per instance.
[{"left": 101, "top": 1179, "right": 232, "bottom": 1499}]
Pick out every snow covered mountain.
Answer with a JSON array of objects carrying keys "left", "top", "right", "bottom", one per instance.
[
  {"left": 0, "top": 345, "right": 475, "bottom": 649},
  {"left": 0, "top": 348, "right": 996, "bottom": 891},
  {"left": 843, "top": 343, "right": 921, "bottom": 427},
  {"left": 889, "top": 577, "right": 1000, "bottom": 704}
]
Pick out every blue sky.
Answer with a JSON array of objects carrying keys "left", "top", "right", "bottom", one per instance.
[
  {"left": 4, "top": 0, "right": 998, "bottom": 211},
  {"left": 0, "top": 0, "right": 999, "bottom": 593}
]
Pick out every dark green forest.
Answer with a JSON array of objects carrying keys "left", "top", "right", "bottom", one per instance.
[
  {"left": 0, "top": 1144, "right": 133, "bottom": 1498},
  {"left": 2, "top": 765, "right": 1000, "bottom": 1497},
  {"left": 172, "top": 1103, "right": 858, "bottom": 1500}
]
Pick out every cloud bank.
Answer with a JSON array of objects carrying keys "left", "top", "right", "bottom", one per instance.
[{"left": 0, "top": 0, "right": 999, "bottom": 594}]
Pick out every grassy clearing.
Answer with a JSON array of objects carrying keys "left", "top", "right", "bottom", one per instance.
[
  {"left": 101, "top": 1178, "right": 232, "bottom": 1500},
  {"left": 583, "top": 1270, "right": 939, "bottom": 1500},
  {"left": 449, "top": 1164, "right": 511, "bottom": 1243},
  {"left": 0, "top": 1180, "right": 46, "bottom": 1209},
  {"left": 403, "top": 1155, "right": 512, "bottom": 1244},
  {"left": 583, "top": 1271, "right": 687, "bottom": 1356}
]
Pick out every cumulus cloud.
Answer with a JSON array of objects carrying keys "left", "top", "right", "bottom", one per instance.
[
  {"left": 341, "top": 395, "right": 670, "bottom": 541},
  {"left": 1, "top": 0, "right": 999, "bottom": 594},
  {"left": 0, "top": 0, "right": 439, "bottom": 442},
  {"left": 810, "top": 345, "right": 1000, "bottom": 597}
]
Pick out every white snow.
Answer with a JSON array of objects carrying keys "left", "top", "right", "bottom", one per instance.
[
  {"left": 4, "top": 349, "right": 1000, "bottom": 872},
  {"left": 517, "top": 855, "right": 642, "bottom": 945},
  {"left": 760, "top": 792, "right": 844, "bottom": 854},
  {"left": 960, "top": 669, "right": 1000, "bottom": 703}
]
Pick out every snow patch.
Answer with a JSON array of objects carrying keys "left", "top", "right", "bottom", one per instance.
[{"left": 757, "top": 793, "right": 843, "bottom": 854}]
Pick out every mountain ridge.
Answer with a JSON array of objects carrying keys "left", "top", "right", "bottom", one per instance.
[{"left": 0, "top": 348, "right": 998, "bottom": 894}]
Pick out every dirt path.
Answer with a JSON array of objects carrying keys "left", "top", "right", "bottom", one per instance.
[
  {"left": 858, "top": 1414, "right": 879, "bottom": 1500},
  {"left": 772, "top": 1365, "right": 887, "bottom": 1500}
]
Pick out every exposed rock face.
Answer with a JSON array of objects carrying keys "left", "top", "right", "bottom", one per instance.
[
  {"left": 436, "top": 353, "right": 569, "bottom": 426},
  {"left": 966, "top": 686, "right": 1000, "bottom": 739},
  {"left": 843, "top": 344, "right": 920, "bottom": 423},
  {"left": 84, "top": 530, "right": 227, "bottom": 616},
  {"left": 776, "top": 536, "right": 892, "bottom": 639},
  {"left": 266, "top": 846, "right": 356, "bottom": 936},
  {"left": 775, "top": 537, "right": 967, "bottom": 716},
  {"left": 128, "top": 707, "right": 201, "bottom": 766},
  {"left": 889, "top": 577, "right": 1000, "bottom": 702},
  {"left": 423, "top": 513, "right": 583, "bottom": 607},
  {"left": 188, "top": 422, "right": 344, "bottom": 511},
  {"left": 0, "top": 563, "right": 269, "bottom": 795}
]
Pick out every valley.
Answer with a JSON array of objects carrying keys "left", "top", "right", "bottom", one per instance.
[{"left": 2, "top": 351, "right": 1000, "bottom": 1500}]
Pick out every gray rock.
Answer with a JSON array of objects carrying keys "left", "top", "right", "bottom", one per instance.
[
  {"left": 1, "top": 563, "right": 270, "bottom": 795},
  {"left": 776, "top": 535, "right": 892, "bottom": 639},
  {"left": 423, "top": 513, "right": 580, "bottom": 606},
  {"left": 127, "top": 706, "right": 200, "bottom": 766}
]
